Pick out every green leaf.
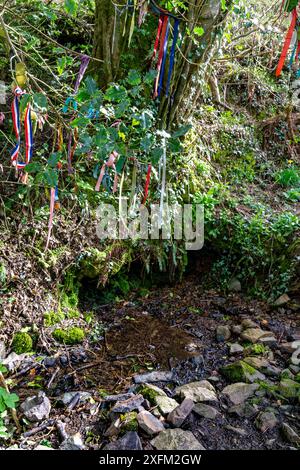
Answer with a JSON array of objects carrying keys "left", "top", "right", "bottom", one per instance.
[
  {"left": 172, "top": 124, "right": 192, "bottom": 138},
  {"left": 33, "top": 93, "right": 47, "bottom": 111},
  {"left": 95, "top": 125, "right": 108, "bottom": 146},
  {"left": 19, "top": 94, "right": 31, "bottom": 115},
  {"left": 64, "top": 0, "right": 78, "bottom": 16},
  {"left": 127, "top": 70, "right": 141, "bottom": 86},
  {"left": 57, "top": 56, "right": 67, "bottom": 75},
  {"left": 47, "top": 153, "right": 60, "bottom": 168},
  {"left": 104, "top": 85, "right": 127, "bottom": 102},
  {"left": 194, "top": 26, "right": 204, "bottom": 37},
  {"left": 70, "top": 116, "right": 90, "bottom": 128},
  {"left": 84, "top": 76, "right": 98, "bottom": 96},
  {"left": 25, "top": 162, "right": 43, "bottom": 173}
]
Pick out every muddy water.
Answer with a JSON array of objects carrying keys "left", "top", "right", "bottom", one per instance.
[{"left": 68, "top": 315, "right": 201, "bottom": 393}]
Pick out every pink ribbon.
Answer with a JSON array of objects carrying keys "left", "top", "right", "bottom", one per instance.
[{"left": 95, "top": 150, "right": 119, "bottom": 193}]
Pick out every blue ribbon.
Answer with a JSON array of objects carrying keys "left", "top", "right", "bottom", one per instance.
[
  {"left": 166, "top": 18, "right": 180, "bottom": 97},
  {"left": 158, "top": 17, "right": 170, "bottom": 97}
]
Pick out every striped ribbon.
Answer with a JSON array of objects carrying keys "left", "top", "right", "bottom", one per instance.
[
  {"left": 11, "top": 87, "right": 33, "bottom": 171},
  {"left": 276, "top": 8, "right": 298, "bottom": 76},
  {"left": 166, "top": 18, "right": 180, "bottom": 97},
  {"left": 11, "top": 87, "right": 23, "bottom": 164},
  {"left": 154, "top": 16, "right": 169, "bottom": 98}
]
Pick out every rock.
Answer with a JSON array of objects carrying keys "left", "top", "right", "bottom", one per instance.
[
  {"left": 280, "top": 341, "right": 300, "bottom": 354},
  {"left": 175, "top": 381, "right": 217, "bottom": 403},
  {"left": 0, "top": 341, "right": 6, "bottom": 360},
  {"left": 231, "top": 325, "right": 243, "bottom": 335},
  {"left": 241, "top": 319, "right": 258, "bottom": 329},
  {"left": 2, "top": 352, "right": 28, "bottom": 371},
  {"left": 142, "top": 383, "right": 168, "bottom": 397},
  {"left": 34, "top": 445, "right": 53, "bottom": 450},
  {"left": 228, "top": 278, "right": 241, "bottom": 292},
  {"left": 255, "top": 411, "right": 278, "bottom": 433},
  {"left": 257, "top": 336, "right": 277, "bottom": 348},
  {"left": 243, "top": 357, "right": 280, "bottom": 377},
  {"left": 155, "top": 396, "right": 178, "bottom": 415},
  {"left": 241, "top": 328, "right": 274, "bottom": 344},
  {"left": 193, "top": 403, "right": 220, "bottom": 420},
  {"left": 167, "top": 398, "right": 194, "bottom": 427},
  {"left": 222, "top": 383, "right": 259, "bottom": 405},
  {"left": 151, "top": 428, "right": 205, "bottom": 450},
  {"left": 216, "top": 325, "right": 231, "bottom": 342},
  {"left": 273, "top": 294, "right": 290, "bottom": 307},
  {"left": 59, "top": 391, "right": 92, "bottom": 406},
  {"left": 20, "top": 392, "right": 51, "bottom": 422},
  {"left": 278, "top": 379, "right": 300, "bottom": 399},
  {"left": 291, "top": 348, "right": 300, "bottom": 366},
  {"left": 103, "top": 393, "right": 134, "bottom": 402},
  {"left": 281, "top": 423, "right": 300, "bottom": 444},
  {"left": 220, "top": 360, "right": 265, "bottom": 383},
  {"left": 228, "top": 402, "right": 258, "bottom": 418},
  {"left": 289, "top": 365, "right": 299, "bottom": 374},
  {"left": 225, "top": 425, "right": 247, "bottom": 436},
  {"left": 230, "top": 343, "right": 244, "bottom": 355},
  {"left": 43, "top": 357, "right": 56, "bottom": 368},
  {"left": 104, "top": 431, "right": 142, "bottom": 450},
  {"left": 104, "top": 418, "right": 121, "bottom": 437},
  {"left": 137, "top": 410, "right": 164, "bottom": 435},
  {"left": 111, "top": 394, "right": 144, "bottom": 413},
  {"left": 133, "top": 371, "right": 174, "bottom": 384},
  {"left": 60, "top": 433, "right": 86, "bottom": 450}
]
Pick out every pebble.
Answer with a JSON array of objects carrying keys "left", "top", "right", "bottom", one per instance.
[
  {"left": 255, "top": 411, "right": 278, "bottom": 433},
  {"left": 111, "top": 394, "right": 144, "bottom": 413},
  {"left": 104, "top": 431, "right": 142, "bottom": 450},
  {"left": 155, "top": 396, "right": 178, "bottom": 415},
  {"left": 216, "top": 325, "right": 231, "bottom": 342},
  {"left": 137, "top": 410, "right": 164, "bottom": 435},
  {"left": 193, "top": 403, "right": 221, "bottom": 420},
  {"left": 59, "top": 391, "right": 92, "bottom": 406},
  {"left": 133, "top": 371, "right": 174, "bottom": 384},
  {"left": 151, "top": 428, "right": 205, "bottom": 450},
  {"left": 167, "top": 398, "right": 194, "bottom": 427},
  {"left": 20, "top": 392, "right": 51, "bottom": 422},
  {"left": 281, "top": 423, "right": 300, "bottom": 444},
  {"left": 222, "top": 382, "right": 259, "bottom": 405},
  {"left": 175, "top": 381, "right": 217, "bottom": 403},
  {"left": 241, "top": 328, "right": 274, "bottom": 344},
  {"left": 230, "top": 343, "right": 244, "bottom": 355}
]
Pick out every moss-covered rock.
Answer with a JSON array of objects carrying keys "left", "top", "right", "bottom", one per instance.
[
  {"left": 11, "top": 332, "right": 33, "bottom": 354},
  {"left": 78, "top": 249, "right": 107, "bottom": 279},
  {"left": 138, "top": 384, "right": 166, "bottom": 405},
  {"left": 278, "top": 379, "right": 300, "bottom": 400},
  {"left": 220, "top": 360, "right": 265, "bottom": 383},
  {"left": 52, "top": 327, "right": 85, "bottom": 345},
  {"left": 120, "top": 412, "right": 138, "bottom": 433}
]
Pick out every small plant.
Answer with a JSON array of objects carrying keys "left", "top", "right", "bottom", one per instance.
[
  {"left": 0, "top": 364, "right": 20, "bottom": 438},
  {"left": 11, "top": 332, "right": 33, "bottom": 354},
  {"left": 276, "top": 166, "right": 300, "bottom": 187},
  {"left": 52, "top": 326, "right": 85, "bottom": 345}
]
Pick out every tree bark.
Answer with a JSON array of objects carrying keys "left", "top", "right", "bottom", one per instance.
[{"left": 92, "top": 0, "right": 232, "bottom": 124}]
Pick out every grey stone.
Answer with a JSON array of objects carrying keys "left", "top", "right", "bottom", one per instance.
[
  {"left": 255, "top": 411, "right": 278, "bottom": 433},
  {"left": 231, "top": 325, "right": 243, "bottom": 335},
  {"left": 241, "top": 319, "right": 258, "bottom": 329},
  {"left": 104, "top": 431, "right": 142, "bottom": 450},
  {"left": 137, "top": 410, "right": 164, "bottom": 435},
  {"left": 228, "top": 402, "right": 258, "bottom": 418},
  {"left": 167, "top": 398, "right": 194, "bottom": 427},
  {"left": 2, "top": 352, "right": 28, "bottom": 371},
  {"left": 103, "top": 393, "right": 134, "bottom": 402},
  {"left": 222, "top": 382, "right": 259, "bottom": 405},
  {"left": 111, "top": 394, "right": 144, "bottom": 413},
  {"left": 155, "top": 396, "right": 178, "bottom": 415},
  {"left": 143, "top": 383, "right": 167, "bottom": 397},
  {"left": 273, "top": 294, "right": 290, "bottom": 307},
  {"left": 175, "top": 381, "right": 217, "bottom": 403},
  {"left": 258, "top": 336, "right": 277, "bottom": 348},
  {"left": 225, "top": 425, "right": 247, "bottom": 436},
  {"left": 289, "top": 365, "right": 299, "bottom": 374},
  {"left": 228, "top": 278, "right": 241, "bottom": 292},
  {"left": 134, "top": 371, "right": 173, "bottom": 384},
  {"left": 241, "top": 328, "right": 274, "bottom": 344},
  {"left": 281, "top": 423, "right": 300, "bottom": 444},
  {"left": 216, "top": 326, "right": 231, "bottom": 342},
  {"left": 104, "top": 418, "right": 121, "bottom": 437},
  {"left": 230, "top": 343, "right": 244, "bottom": 355},
  {"left": 193, "top": 403, "right": 220, "bottom": 420},
  {"left": 0, "top": 341, "right": 6, "bottom": 360},
  {"left": 151, "top": 428, "right": 205, "bottom": 450},
  {"left": 59, "top": 433, "right": 86, "bottom": 450},
  {"left": 291, "top": 348, "right": 300, "bottom": 366},
  {"left": 243, "top": 356, "right": 280, "bottom": 377},
  {"left": 21, "top": 392, "right": 51, "bottom": 422},
  {"left": 59, "top": 391, "right": 92, "bottom": 406}
]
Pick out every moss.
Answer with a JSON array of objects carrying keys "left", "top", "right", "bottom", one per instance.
[
  {"left": 138, "top": 386, "right": 160, "bottom": 405},
  {"left": 11, "top": 332, "right": 33, "bottom": 354},
  {"left": 120, "top": 412, "right": 138, "bottom": 433},
  {"left": 44, "top": 311, "right": 65, "bottom": 327},
  {"left": 79, "top": 249, "right": 107, "bottom": 279},
  {"left": 52, "top": 327, "right": 85, "bottom": 345},
  {"left": 220, "top": 360, "right": 263, "bottom": 383},
  {"left": 278, "top": 379, "right": 300, "bottom": 399}
]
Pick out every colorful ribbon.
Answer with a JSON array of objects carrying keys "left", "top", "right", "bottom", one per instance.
[
  {"left": 166, "top": 18, "right": 180, "bottom": 97},
  {"left": 276, "top": 8, "right": 298, "bottom": 76},
  {"left": 142, "top": 164, "right": 152, "bottom": 205},
  {"left": 11, "top": 87, "right": 33, "bottom": 172},
  {"left": 158, "top": 17, "right": 170, "bottom": 97},
  {"left": 154, "top": 16, "right": 169, "bottom": 98},
  {"left": 95, "top": 151, "right": 119, "bottom": 193}
]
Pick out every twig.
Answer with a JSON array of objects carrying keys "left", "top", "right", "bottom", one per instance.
[{"left": 22, "top": 419, "right": 55, "bottom": 438}]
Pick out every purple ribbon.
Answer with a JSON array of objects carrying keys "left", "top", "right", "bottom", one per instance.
[{"left": 74, "top": 55, "right": 90, "bottom": 93}]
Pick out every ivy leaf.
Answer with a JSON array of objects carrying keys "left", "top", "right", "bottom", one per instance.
[
  {"left": 47, "top": 152, "right": 61, "bottom": 168},
  {"left": 172, "top": 124, "right": 192, "bottom": 138},
  {"left": 33, "top": 93, "right": 47, "bottom": 111},
  {"left": 70, "top": 116, "right": 90, "bottom": 127},
  {"left": 19, "top": 94, "right": 31, "bottom": 115},
  {"left": 127, "top": 70, "right": 141, "bottom": 86},
  {"left": 104, "top": 85, "right": 127, "bottom": 102},
  {"left": 0, "top": 388, "right": 19, "bottom": 410},
  {"left": 95, "top": 125, "right": 108, "bottom": 146},
  {"left": 25, "top": 162, "right": 43, "bottom": 173},
  {"left": 194, "top": 26, "right": 204, "bottom": 37},
  {"left": 64, "top": 0, "right": 78, "bottom": 16}
]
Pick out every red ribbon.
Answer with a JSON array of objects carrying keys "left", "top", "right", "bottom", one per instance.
[
  {"left": 154, "top": 15, "right": 169, "bottom": 98},
  {"left": 142, "top": 164, "right": 152, "bottom": 205},
  {"left": 151, "top": 14, "right": 163, "bottom": 62},
  {"left": 276, "top": 8, "right": 297, "bottom": 77}
]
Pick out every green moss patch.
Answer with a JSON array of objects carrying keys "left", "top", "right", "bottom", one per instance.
[{"left": 52, "top": 327, "right": 85, "bottom": 345}]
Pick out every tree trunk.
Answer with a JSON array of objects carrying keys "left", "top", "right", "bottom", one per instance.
[
  {"left": 92, "top": 0, "right": 232, "bottom": 124},
  {"left": 92, "top": 0, "right": 127, "bottom": 87}
]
